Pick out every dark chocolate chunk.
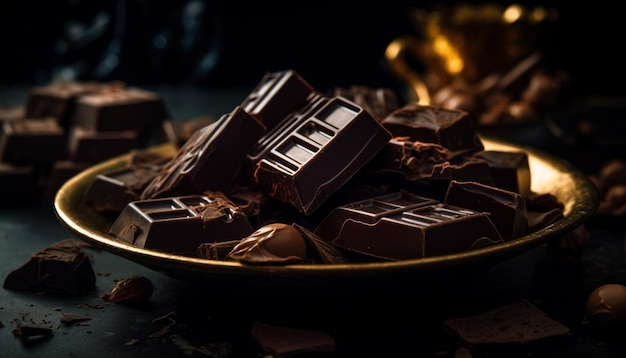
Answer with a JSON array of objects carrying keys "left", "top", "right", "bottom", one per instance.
[
  {"left": 382, "top": 104, "right": 484, "bottom": 155},
  {"left": 472, "top": 150, "right": 531, "bottom": 197},
  {"left": 141, "top": 106, "right": 266, "bottom": 199},
  {"left": 109, "top": 193, "right": 254, "bottom": 254},
  {"left": 102, "top": 276, "right": 153, "bottom": 304},
  {"left": 240, "top": 69, "right": 317, "bottom": 130},
  {"left": 67, "top": 126, "right": 140, "bottom": 163},
  {"left": 3, "top": 239, "right": 96, "bottom": 295},
  {"left": 0, "top": 118, "right": 68, "bottom": 164},
  {"left": 253, "top": 96, "right": 392, "bottom": 215},
  {"left": 444, "top": 180, "right": 528, "bottom": 239},
  {"left": 314, "top": 191, "right": 503, "bottom": 260},
  {"left": 71, "top": 86, "right": 169, "bottom": 133},
  {"left": 251, "top": 321, "right": 335, "bottom": 358},
  {"left": 24, "top": 81, "right": 103, "bottom": 129}
]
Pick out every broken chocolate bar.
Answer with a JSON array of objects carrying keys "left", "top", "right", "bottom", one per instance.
[
  {"left": 382, "top": 104, "right": 484, "bottom": 155},
  {"left": 109, "top": 193, "right": 254, "bottom": 254},
  {"left": 444, "top": 180, "right": 528, "bottom": 239},
  {"left": 3, "top": 239, "right": 96, "bottom": 295},
  {"left": 253, "top": 96, "right": 392, "bottom": 215},
  {"left": 141, "top": 106, "right": 266, "bottom": 199},
  {"left": 240, "top": 69, "right": 317, "bottom": 130},
  {"left": 314, "top": 191, "right": 503, "bottom": 260}
]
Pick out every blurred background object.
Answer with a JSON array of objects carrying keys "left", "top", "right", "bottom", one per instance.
[{"left": 0, "top": 0, "right": 622, "bottom": 97}]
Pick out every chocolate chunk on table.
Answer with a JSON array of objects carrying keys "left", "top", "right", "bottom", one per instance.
[
  {"left": 109, "top": 194, "right": 254, "bottom": 254},
  {"left": 140, "top": 106, "right": 266, "bottom": 199},
  {"left": 314, "top": 190, "right": 503, "bottom": 261},
  {"left": 3, "top": 238, "right": 96, "bottom": 295},
  {"left": 67, "top": 126, "right": 140, "bottom": 163},
  {"left": 253, "top": 96, "right": 392, "bottom": 215},
  {"left": 0, "top": 118, "right": 68, "bottom": 164}
]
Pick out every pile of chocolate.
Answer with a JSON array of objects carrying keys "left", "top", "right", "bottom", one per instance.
[
  {"left": 0, "top": 81, "right": 207, "bottom": 203},
  {"left": 81, "top": 70, "right": 566, "bottom": 264}
]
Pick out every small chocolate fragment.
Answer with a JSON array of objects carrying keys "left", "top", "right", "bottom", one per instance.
[
  {"left": 60, "top": 313, "right": 92, "bottom": 325},
  {"left": 251, "top": 321, "right": 335, "bottom": 358},
  {"left": 12, "top": 325, "right": 54, "bottom": 342},
  {"left": 0, "top": 118, "right": 68, "bottom": 164},
  {"left": 314, "top": 191, "right": 503, "bottom": 260},
  {"left": 472, "top": 150, "right": 531, "bottom": 197},
  {"left": 443, "top": 300, "right": 570, "bottom": 346},
  {"left": 196, "top": 240, "right": 241, "bottom": 260},
  {"left": 3, "top": 239, "right": 96, "bottom": 295},
  {"left": 253, "top": 96, "right": 392, "bottom": 215},
  {"left": 110, "top": 194, "right": 254, "bottom": 254},
  {"left": 226, "top": 223, "right": 307, "bottom": 265},
  {"left": 141, "top": 106, "right": 266, "bottom": 199},
  {"left": 444, "top": 180, "right": 528, "bottom": 239},
  {"left": 240, "top": 69, "right": 317, "bottom": 130},
  {"left": 102, "top": 276, "right": 153, "bottom": 304},
  {"left": 382, "top": 104, "right": 484, "bottom": 155}
]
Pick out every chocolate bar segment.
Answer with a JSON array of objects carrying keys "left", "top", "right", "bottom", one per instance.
[
  {"left": 240, "top": 69, "right": 316, "bottom": 130},
  {"left": 382, "top": 104, "right": 484, "bottom": 155},
  {"left": 110, "top": 194, "right": 254, "bottom": 254},
  {"left": 0, "top": 118, "right": 68, "bottom": 164},
  {"left": 141, "top": 106, "right": 266, "bottom": 199},
  {"left": 71, "top": 86, "right": 169, "bottom": 133},
  {"left": 68, "top": 126, "right": 139, "bottom": 163},
  {"left": 253, "top": 96, "right": 392, "bottom": 215},
  {"left": 444, "top": 180, "right": 528, "bottom": 239},
  {"left": 314, "top": 191, "right": 503, "bottom": 260},
  {"left": 472, "top": 150, "right": 531, "bottom": 198}
]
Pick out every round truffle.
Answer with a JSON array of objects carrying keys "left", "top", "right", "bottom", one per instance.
[{"left": 585, "top": 283, "right": 626, "bottom": 326}]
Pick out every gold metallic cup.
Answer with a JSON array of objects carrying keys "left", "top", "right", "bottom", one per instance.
[{"left": 385, "top": 3, "right": 558, "bottom": 104}]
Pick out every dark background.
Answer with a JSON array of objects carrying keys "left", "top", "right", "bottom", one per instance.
[{"left": 0, "top": 0, "right": 622, "bottom": 97}]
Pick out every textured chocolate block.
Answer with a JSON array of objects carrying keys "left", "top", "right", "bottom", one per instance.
[
  {"left": 369, "top": 138, "right": 495, "bottom": 185},
  {"left": 333, "top": 85, "right": 400, "bottom": 121},
  {"left": 68, "top": 126, "right": 140, "bottom": 163},
  {"left": 314, "top": 191, "right": 503, "bottom": 260},
  {"left": 71, "top": 87, "right": 169, "bottom": 132},
  {"left": 472, "top": 150, "right": 532, "bottom": 198},
  {"left": 110, "top": 194, "right": 254, "bottom": 254},
  {"left": 240, "top": 69, "right": 317, "bottom": 130},
  {"left": 253, "top": 96, "right": 392, "bottom": 215},
  {"left": 444, "top": 180, "right": 529, "bottom": 239},
  {"left": 141, "top": 106, "right": 266, "bottom": 199},
  {"left": 24, "top": 81, "right": 103, "bottom": 129},
  {"left": 382, "top": 104, "right": 484, "bottom": 155},
  {"left": 3, "top": 239, "right": 96, "bottom": 295},
  {"left": 0, "top": 118, "right": 68, "bottom": 163},
  {"left": 0, "top": 162, "right": 40, "bottom": 202}
]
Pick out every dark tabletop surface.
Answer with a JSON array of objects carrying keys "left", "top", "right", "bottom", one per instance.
[{"left": 2, "top": 85, "right": 626, "bottom": 358}]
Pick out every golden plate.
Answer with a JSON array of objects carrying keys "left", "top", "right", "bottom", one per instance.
[{"left": 54, "top": 138, "right": 599, "bottom": 292}]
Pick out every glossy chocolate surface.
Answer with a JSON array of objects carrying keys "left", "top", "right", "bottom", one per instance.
[
  {"left": 109, "top": 194, "right": 254, "bottom": 254},
  {"left": 315, "top": 190, "right": 503, "bottom": 260}
]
